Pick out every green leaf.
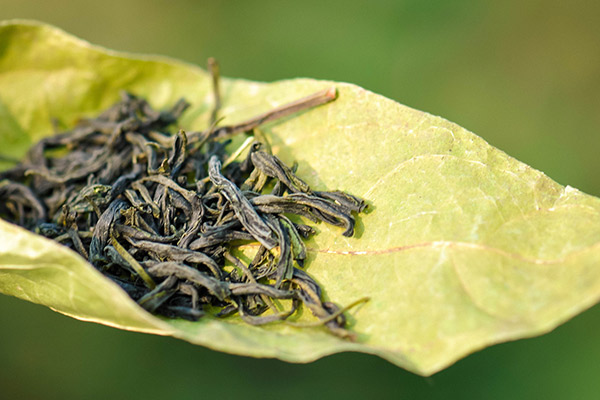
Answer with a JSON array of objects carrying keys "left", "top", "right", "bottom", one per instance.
[{"left": 2, "top": 20, "right": 600, "bottom": 376}]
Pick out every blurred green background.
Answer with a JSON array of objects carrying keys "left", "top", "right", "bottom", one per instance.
[{"left": 1, "top": 1, "right": 600, "bottom": 398}]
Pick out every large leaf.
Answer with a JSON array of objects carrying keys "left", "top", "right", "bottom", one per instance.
[{"left": 2, "top": 20, "right": 600, "bottom": 376}]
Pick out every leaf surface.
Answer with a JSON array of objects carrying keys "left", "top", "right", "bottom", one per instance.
[{"left": 1, "top": 21, "right": 600, "bottom": 375}]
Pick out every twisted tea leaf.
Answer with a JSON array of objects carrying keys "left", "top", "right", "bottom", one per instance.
[{"left": 208, "top": 156, "right": 277, "bottom": 249}]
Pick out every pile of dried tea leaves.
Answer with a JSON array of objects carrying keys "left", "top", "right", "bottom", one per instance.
[{"left": 0, "top": 68, "right": 366, "bottom": 339}]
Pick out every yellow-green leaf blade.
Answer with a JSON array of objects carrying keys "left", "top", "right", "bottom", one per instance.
[{"left": 1, "top": 20, "right": 600, "bottom": 376}]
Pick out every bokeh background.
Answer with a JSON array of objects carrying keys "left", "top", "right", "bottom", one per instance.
[{"left": 1, "top": 1, "right": 600, "bottom": 398}]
